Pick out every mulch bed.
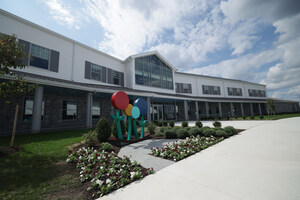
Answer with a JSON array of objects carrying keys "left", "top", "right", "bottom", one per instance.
[{"left": 0, "top": 146, "right": 24, "bottom": 158}]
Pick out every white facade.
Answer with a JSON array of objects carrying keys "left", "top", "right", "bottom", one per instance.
[{"left": 0, "top": 9, "right": 267, "bottom": 101}]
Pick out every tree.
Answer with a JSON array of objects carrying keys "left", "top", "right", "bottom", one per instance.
[
  {"left": 0, "top": 34, "right": 36, "bottom": 146},
  {"left": 266, "top": 98, "right": 275, "bottom": 116}
]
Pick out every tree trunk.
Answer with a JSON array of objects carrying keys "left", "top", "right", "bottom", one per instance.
[{"left": 10, "top": 104, "right": 19, "bottom": 147}]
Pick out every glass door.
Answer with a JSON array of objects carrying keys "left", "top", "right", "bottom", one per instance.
[{"left": 152, "top": 105, "right": 164, "bottom": 121}]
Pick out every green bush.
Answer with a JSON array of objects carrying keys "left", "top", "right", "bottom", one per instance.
[
  {"left": 155, "top": 131, "right": 164, "bottom": 137},
  {"left": 173, "top": 126, "right": 180, "bottom": 132},
  {"left": 147, "top": 122, "right": 156, "bottom": 134},
  {"left": 188, "top": 127, "right": 201, "bottom": 137},
  {"left": 215, "top": 130, "right": 227, "bottom": 138},
  {"left": 96, "top": 117, "right": 112, "bottom": 142},
  {"left": 169, "top": 120, "right": 174, "bottom": 127},
  {"left": 165, "top": 129, "right": 177, "bottom": 139},
  {"left": 200, "top": 126, "right": 210, "bottom": 133},
  {"left": 181, "top": 121, "right": 188, "bottom": 127},
  {"left": 176, "top": 128, "right": 189, "bottom": 139},
  {"left": 213, "top": 121, "right": 222, "bottom": 128},
  {"left": 157, "top": 120, "right": 163, "bottom": 127},
  {"left": 224, "top": 126, "right": 237, "bottom": 136},
  {"left": 195, "top": 121, "right": 203, "bottom": 128},
  {"left": 100, "top": 142, "right": 113, "bottom": 152},
  {"left": 163, "top": 121, "right": 168, "bottom": 126},
  {"left": 112, "top": 120, "right": 126, "bottom": 137},
  {"left": 82, "top": 130, "right": 98, "bottom": 147},
  {"left": 203, "top": 128, "right": 216, "bottom": 137},
  {"left": 160, "top": 127, "right": 166, "bottom": 133}
]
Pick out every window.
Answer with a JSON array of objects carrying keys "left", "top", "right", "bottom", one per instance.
[
  {"left": 62, "top": 101, "right": 77, "bottom": 119},
  {"left": 135, "top": 55, "right": 173, "bottom": 90},
  {"left": 248, "top": 89, "right": 266, "bottom": 97},
  {"left": 202, "top": 85, "right": 221, "bottom": 95},
  {"left": 23, "top": 98, "right": 44, "bottom": 121},
  {"left": 30, "top": 44, "right": 50, "bottom": 69},
  {"left": 175, "top": 83, "right": 192, "bottom": 94},
  {"left": 92, "top": 100, "right": 100, "bottom": 119},
  {"left": 91, "top": 63, "right": 102, "bottom": 82},
  {"left": 227, "top": 87, "right": 242, "bottom": 96},
  {"left": 112, "top": 70, "right": 121, "bottom": 85}
]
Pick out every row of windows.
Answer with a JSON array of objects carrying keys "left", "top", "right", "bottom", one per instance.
[
  {"left": 228, "top": 87, "right": 243, "bottom": 96},
  {"left": 248, "top": 89, "right": 266, "bottom": 97},
  {"left": 202, "top": 85, "right": 221, "bottom": 95},
  {"left": 86, "top": 61, "right": 124, "bottom": 86},
  {"left": 23, "top": 98, "right": 102, "bottom": 121},
  {"left": 135, "top": 55, "right": 173, "bottom": 90},
  {"left": 175, "top": 83, "right": 192, "bottom": 94}
]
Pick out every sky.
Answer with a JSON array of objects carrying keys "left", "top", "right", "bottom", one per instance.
[{"left": 1, "top": 0, "right": 300, "bottom": 101}]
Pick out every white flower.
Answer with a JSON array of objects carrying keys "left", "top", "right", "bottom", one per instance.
[
  {"left": 106, "top": 179, "right": 111, "bottom": 184},
  {"left": 130, "top": 172, "right": 135, "bottom": 179},
  {"left": 79, "top": 156, "right": 82, "bottom": 160},
  {"left": 96, "top": 179, "right": 103, "bottom": 186},
  {"left": 66, "top": 158, "right": 70, "bottom": 162},
  {"left": 100, "top": 166, "right": 103, "bottom": 170}
]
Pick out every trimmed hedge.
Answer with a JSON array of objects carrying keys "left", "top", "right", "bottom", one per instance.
[
  {"left": 177, "top": 128, "right": 189, "bottom": 139},
  {"left": 165, "top": 129, "right": 177, "bottom": 139},
  {"left": 96, "top": 117, "right": 111, "bottom": 142}
]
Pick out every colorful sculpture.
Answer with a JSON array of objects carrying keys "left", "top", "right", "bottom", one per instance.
[
  {"left": 111, "top": 91, "right": 129, "bottom": 140},
  {"left": 134, "top": 98, "right": 148, "bottom": 138},
  {"left": 111, "top": 91, "right": 148, "bottom": 140}
]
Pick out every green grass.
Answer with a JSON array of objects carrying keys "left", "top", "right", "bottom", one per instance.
[
  {"left": 229, "top": 113, "right": 300, "bottom": 120},
  {"left": 0, "top": 129, "right": 88, "bottom": 200}
]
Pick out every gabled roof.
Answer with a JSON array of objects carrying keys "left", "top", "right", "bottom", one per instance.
[{"left": 124, "top": 50, "right": 178, "bottom": 71}]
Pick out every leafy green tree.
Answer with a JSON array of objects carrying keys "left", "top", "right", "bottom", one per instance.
[
  {"left": 266, "top": 98, "right": 275, "bottom": 116},
  {"left": 0, "top": 34, "right": 36, "bottom": 146}
]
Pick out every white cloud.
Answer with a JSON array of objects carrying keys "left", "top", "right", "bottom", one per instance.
[
  {"left": 43, "top": 0, "right": 81, "bottom": 29},
  {"left": 186, "top": 48, "right": 283, "bottom": 82}
]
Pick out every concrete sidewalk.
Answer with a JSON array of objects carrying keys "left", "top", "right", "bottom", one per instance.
[{"left": 99, "top": 117, "right": 300, "bottom": 200}]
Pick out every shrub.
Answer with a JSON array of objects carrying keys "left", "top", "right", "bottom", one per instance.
[
  {"left": 82, "top": 130, "right": 98, "bottom": 147},
  {"left": 157, "top": 120, "right": 163, "bottom": 127},
  {"left": 181, "top": 121, "right": 188, "bottom": 127},
  {"left": 213, "top": 121, "right": 222, "bottom": 128},
  {"left": 203, "top": 128, "right": 216, "bottom": 137},
  {"left": 100, "top": 142, "right": 113, "bottom": 152},
  {"left": 95, "top": 117, "right": 111, "bottom": 142},
  {"left": 242, "top": 116, "right": 246, "bottom": 120},
  {"left": 153, "top": 120, "right": 158, "bottom": 126},
  {"left": 169, "top": 120, "right": 174, "bottom": 127},
  {"left": 224, "top": 126, "right": 237, "bottom": 136},
  {"left": 200, "top": 126, "right": 210, "bottom": 133},
  {"left": 160, "top": 127, "right": 166, "bottom": 133},
  {"left": 215, "top": 130, "right": 227, "bottom": 138},
  {"left": 147, "top": 122, "right": 156, "bottom": 134},
  {"left": 259, "top": 115, "right": 264, "bottom": 120},
  {"left": 250, "top": 116, "right": 254, "bottom": 120},
  {"left": 176, "top": 128, "right": 189, "bottom": 139},
  {"left": 163, "top": 121, "right": 168, "bottom": 126},
  {"left": 173, "top": 126, "right": 180, "bottom": 132},
  {"left": 188, "top": 127, "right": 201, "bottom": 137},
  {"left": 195, "top": 121, "right": 203, "bottom": 128},
  {"left": 112, "top": 120, "right": 126, "bottom": 137},
  {"left": 165, "top": 129, "right": 177, "bottom": 139},
  {"left": 155, "top": 131, "right": 164, "bottom": 137}
]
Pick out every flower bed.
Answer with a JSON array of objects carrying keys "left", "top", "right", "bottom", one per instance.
[
  {"left": 151, "top": 135, "right": 223, "bottom": 161},
  {"left": 66, "top": 147, "right": 154, "bottom": 197}
]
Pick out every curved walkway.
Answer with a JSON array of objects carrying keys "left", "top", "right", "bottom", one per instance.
[{"left": 100, "top": 117, "right": 300, "bottom": 200}]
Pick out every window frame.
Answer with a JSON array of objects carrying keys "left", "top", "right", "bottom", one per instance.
[
  {"left": 62, "top": 100, "right": 77, "bottom": 120},
  {"left": 29, "top": 43, "right": 51, "bottom": 70}
]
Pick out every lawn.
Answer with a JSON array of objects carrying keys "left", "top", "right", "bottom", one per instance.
[
  {"left": 230, "top": 113, "right": 300, "bottom": 120},
  {"left": 0, "top": 129, "right": 88, "bottom": 200}
]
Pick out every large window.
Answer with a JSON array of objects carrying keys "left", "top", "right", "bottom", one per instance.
[
  {"left": 248, "top": 89, "right": 266, "bottom": 97},
  {"left": 23, "top": 98, "right": 44, "bottom": 121},
  {"left": 92, "top": 100, "right": 100, "bottom": 119},
  {"left": 135, "top": 55, "right": 173, "bottom": 90},
  {"left": 62, "top": 101, "right": 77, "bottom": 119},
  {"left": 175, "top": 83, "right": 192, "bottom": 94},
  {"left": 227, "top": 87, "right": 242, "bottom": 96},
  {"left": 91, "top": 63, "right": 103, "bottom": 82},
  {"left": 202, "top": 85, "right": 221, "bottom": 95},
  {"left": 30, "top": 44, "right": 50, "bottom": 69}
]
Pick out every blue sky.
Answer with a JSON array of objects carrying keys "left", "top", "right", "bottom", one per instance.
[{"left": 1, "top": 0, "right": 300, "bottom": 101}]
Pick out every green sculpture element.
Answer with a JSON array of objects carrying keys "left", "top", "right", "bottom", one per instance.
[
  {"left": 111, "top": 109, "right": 125, "bottom": 140},
  {"left": 131, "top": 106, "right": 140, "bottom": 139},
  {"left": 138, "top": 116, "right": 147, "bottom": 138},
  {"left": 126, "top": 116, "right": 132, "bottom": 141}
]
